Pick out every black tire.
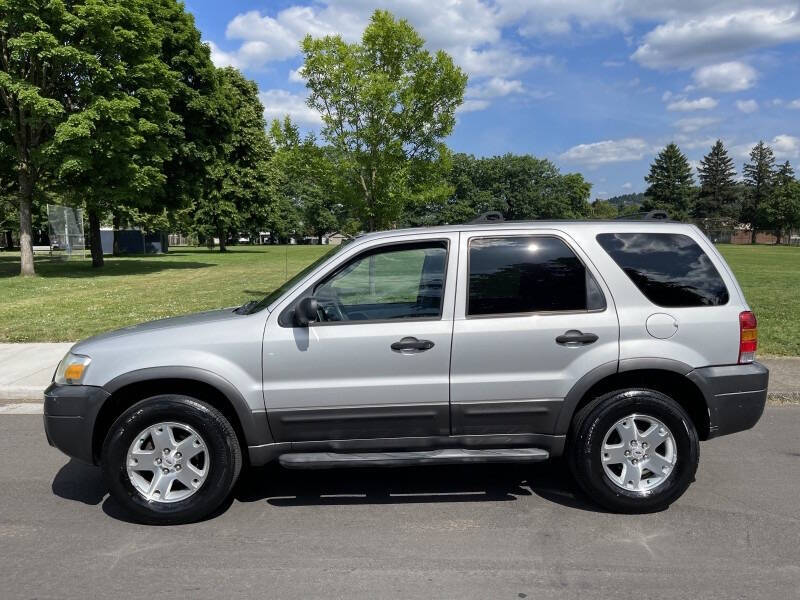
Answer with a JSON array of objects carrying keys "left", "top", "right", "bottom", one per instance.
[
  {"left": 101, "top": 395, "right": 242, "bottom": 525},
  {"left": 568, "top": 388, "right": 699, "bottom": 513}
]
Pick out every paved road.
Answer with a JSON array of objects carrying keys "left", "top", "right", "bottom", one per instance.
[{"left": 1, "top": 409, "right": 798, "bottom": 599}]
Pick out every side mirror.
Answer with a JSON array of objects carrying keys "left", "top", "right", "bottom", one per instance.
[{"left": 294, "top": 296, "right": 319, "bottom": 327}]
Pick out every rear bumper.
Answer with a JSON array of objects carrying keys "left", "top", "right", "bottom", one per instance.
[
  {"left": 43, "top": 383, "right": 110, "bottom": 464},
  {"left": 688, "top": 362, "right": 769, "bottom": 439}
]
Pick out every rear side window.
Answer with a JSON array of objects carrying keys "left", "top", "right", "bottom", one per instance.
[
  {"left": 596, "top": 233, "right": 729, "bottom": 307},
  {"left": 467, "top": 236, "right": 605, "bottom": 316}
]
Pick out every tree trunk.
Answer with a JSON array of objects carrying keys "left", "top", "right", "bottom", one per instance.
[
  {"left": 776, "top": 229, "right": 783, "bottom": 245},
  {"left": 217, "top": 222, "right": 227, "bottom": 252},
  {"left": 88, "top": 209, "right": 104, "bottom": 268},
  {"left": 112, "top": 213, "right": 121, "bottom": 255},
  {"left": 751, "top": 228, "right": 757, "bottom": 244},
  {"left": 318, "top": 233, "right": 323, "bottom": 245},
  {"left": 3, "top": 230, "right": 12, "bottom": 249},
  {"left": 17, "top": 172, "right": 35, "bottom": 276}
]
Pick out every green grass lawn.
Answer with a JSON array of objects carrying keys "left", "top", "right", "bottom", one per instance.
[
  {"left": 1, "top": 243, "right": 799, "bottom": 356},
  {"left": 0, "top": 246, "right": 331, "bottom": 343},
  {"left": 717, "top": 245, "right": 800, "bottom": 356}
]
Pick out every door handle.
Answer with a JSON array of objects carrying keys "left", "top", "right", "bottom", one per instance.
[
  {"left": 391, "top": 337, "right": 435, "bottom": 353},
  {"left": 555, "top": 330, "right": 599, "bottom": 346}
]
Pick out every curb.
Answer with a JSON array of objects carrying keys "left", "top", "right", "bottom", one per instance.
[{"left": 0, "top": 386, "right": 48, "bottom": 402}]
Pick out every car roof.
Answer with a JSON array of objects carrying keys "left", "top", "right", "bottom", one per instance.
[{"left": 354, "top": 220, "right": 698, "bottom": 243}]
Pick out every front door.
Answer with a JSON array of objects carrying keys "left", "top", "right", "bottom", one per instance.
[
  {"left": 449, "top": 229, "right": 620, "bottom": 436},
  {"left": 262, "top": 234, "right": 458, "bottom": 442}
]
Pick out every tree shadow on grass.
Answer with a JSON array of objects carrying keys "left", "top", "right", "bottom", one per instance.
[{"left": 0, "top": 255, "right": 214, "bottom": 278}]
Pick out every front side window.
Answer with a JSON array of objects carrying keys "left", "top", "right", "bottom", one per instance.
[
  {"left": 596, "top": 232, "right": 729, "bottom": 307},
  {"left": 313, "top": 241, "right": 447, "bottom": 322},
  {"left": 467, "top": 236, "right": 604, "bottom": 316}
]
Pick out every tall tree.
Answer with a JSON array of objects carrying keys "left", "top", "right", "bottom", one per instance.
[
  {"left": 268, "top": 117, "right": 342, "bottom": 244},
  {"left": 761, "top": 161, "right": 800, "bottom": 244},
  {"left": 643, "top": 143, "right": 695, "bottom": 220},
  {"left": 0, "top": 120, "right": 14, "bottom": 247},
  {"left": 301, "top": 10, "right": 467, "bottom": 230},
  {"left": 696, "top": 139, "right": 737, "bottom": 218},
  {"left": 591, "top": 200, "right": 619, "bottom": 219},
  {"left": 147, "top": 0, "right": 229, "bottom": 215},
  {"left": 51, "top": 0, "right": 176, "bottom": 267},
  {"left": 194, "top": 67, "right": 271, "bottom": 251},
  {"left": 405, "top": 153, "right": 592, "bottom": 225},
  {"left": 742, "top": 141, "right": 776, "bottom": 243},
  {"left": 0, "top": 0, "right": 82, "bottom": 275}
]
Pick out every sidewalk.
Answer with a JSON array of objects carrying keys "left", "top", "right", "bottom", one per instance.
[
  {"left": 0, "top": 343, "right": 73, "bottom": 401},
  {"left": 0, "top": 342, "right": 797, "bottom": 402}
]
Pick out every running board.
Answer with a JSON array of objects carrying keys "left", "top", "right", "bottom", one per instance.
[{"left": 278, "top": 448, "right": 550, "bottom": 469}]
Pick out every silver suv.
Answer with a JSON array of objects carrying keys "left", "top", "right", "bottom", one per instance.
[{"left": 44, "top": 217, "right": 769, "bottom": 523}]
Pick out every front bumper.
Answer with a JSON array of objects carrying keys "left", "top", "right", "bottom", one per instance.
[
  {"left": 43, "top": 383, "right": 110, "bottom": 464},
  {"left": 688, "top": 361, "right": 769, "bottom": 439}
]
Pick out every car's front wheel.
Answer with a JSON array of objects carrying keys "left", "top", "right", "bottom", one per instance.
[
  {"left": 101, "top": 395, "right": 242, "bottom": 524},
  {"left": 568, "top": 388, "right": 699, "bottom": 513}
]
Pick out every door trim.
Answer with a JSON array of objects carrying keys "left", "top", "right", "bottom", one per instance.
[{"left": 268, "top": 402, "right": 451, "bottom": 442}]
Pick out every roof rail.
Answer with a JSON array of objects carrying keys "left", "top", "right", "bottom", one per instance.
[
  {"left": 469, "top": 211, "right": 505, "bottom": 224},
  {"left": 614, "top": 210, "right": 672, "bottom": 221}
]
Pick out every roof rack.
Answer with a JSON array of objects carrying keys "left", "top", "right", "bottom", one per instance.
[
  {"left": 468, "top": 211, "right": 505, "bottom": 224},
  {"left": 614, "top": 210, "right": 671, "bottom": 221}
]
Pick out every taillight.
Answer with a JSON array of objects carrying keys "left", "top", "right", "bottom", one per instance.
[{"left": 739, "top": 311, "right": 757, "bottom": 364}]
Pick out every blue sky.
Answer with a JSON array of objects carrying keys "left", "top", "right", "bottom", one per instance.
[{"left": 187, "top": 0, "right": 800, "bottom": 200}]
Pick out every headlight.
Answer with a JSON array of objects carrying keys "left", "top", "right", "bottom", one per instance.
[{"left": 54, "top": 353, "right": 92, "bottom": 385}]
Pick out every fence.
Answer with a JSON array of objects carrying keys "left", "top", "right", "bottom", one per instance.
[
  {"left": 46, "top": 204, "right": 86, "bottom": 258},
  {"left": 691, "top": 219, "right": 800, "bottom": 246}
]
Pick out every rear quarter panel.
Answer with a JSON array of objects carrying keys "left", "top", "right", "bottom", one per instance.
[{"left": 568, "top": 223, "right": 745, "bottom": 368}]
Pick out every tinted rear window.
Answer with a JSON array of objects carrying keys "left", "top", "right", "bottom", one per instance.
[
  {"left": 596, "top": 233, "right": 729, "bottom": 307},
  {"left": 468, "top": 236, "right": 605, "bottom": 315}
]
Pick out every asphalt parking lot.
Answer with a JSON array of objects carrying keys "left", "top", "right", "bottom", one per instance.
[{"left": 1, "top": 407, "right": 798, "bottom": 599}]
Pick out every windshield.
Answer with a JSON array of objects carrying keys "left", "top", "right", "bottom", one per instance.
[{"left": 244, "top": 243, "right": 349, "bottom": 314}]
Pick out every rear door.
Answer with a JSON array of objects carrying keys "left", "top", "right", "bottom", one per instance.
[{"left": 449, "top": 229, "right": 619, "bottom": 436}]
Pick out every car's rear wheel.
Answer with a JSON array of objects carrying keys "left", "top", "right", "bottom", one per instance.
[
  {"left": 568, "top": 388, "right": 699, "bottom": 513},
  {"left": 101, "top": 395, "right": 242, "bottom": 524}
]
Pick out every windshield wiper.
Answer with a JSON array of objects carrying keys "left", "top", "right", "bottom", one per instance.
[{"left": 234, "top": 300, "right": 258, "bottom": 314}]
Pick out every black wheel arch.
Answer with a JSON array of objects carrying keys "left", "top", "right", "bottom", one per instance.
[
  {"left": 93, "top": 367, "right": 273, "bottom": 463},
  {"left": 557, "top": 358, "right": 711, "bottom": 441}
]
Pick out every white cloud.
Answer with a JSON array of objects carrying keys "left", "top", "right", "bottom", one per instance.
[
  {"left": 736, "top": 99, "right": 759, "bottom": 113},
  {"left": 631, "top": 7, "right": 800, "bottom": 69},
  {"left": 692, "top": 61, "right": 757, "bottom": 92},
  {"left": 602, "top": 60, "right": 625, "bottom": 67},
  {"left": 467, "top": 77, "right": 524, "bottom": 99},
  {"left": 214, "top": 1, "right": 539, "bottom": 80},
  {"left": 456, "top": 99, "right": 490, "bottom": 113},
  {"left": 773, "top": 134, "right": 800, "bottom": 158},
  {"left": 259, "top": 90, "right": 322, "bottom": 126},
  {"left": 288, "top": 67, "right": 305, "bottom": 83},
  {"left": 559, "top": 138, "right": 650, "bottom": 165},
  {"left": 621, "top": 182, "right": 633, "bottom": 189},
  {"left": 206, "top": 41, "right": 240, "bottom": 68},
  {"left": 666, "top": 96, "right": 718, "bottom": 111},
  {"left": 674, "top": 117, "right": 720, "bottom": 132},
  {"left": 788, "top": 99, "right": 800, "bottom": 109},
  {"left": 732, "top": 135, "right": 800, "bottom": 160}
]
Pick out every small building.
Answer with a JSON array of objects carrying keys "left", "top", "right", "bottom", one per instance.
[
  {"left": 325, "top": 232, "right": 350, "bottom": 246},
  {"left": 100, "top": 228, "right": 168, "bottom": 254}
]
